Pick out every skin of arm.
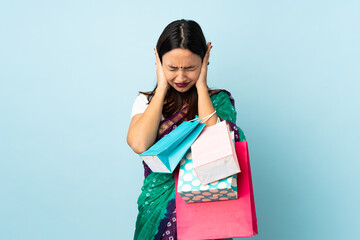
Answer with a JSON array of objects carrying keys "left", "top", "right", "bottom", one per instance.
[
  {"left": 127, "top": 47, "right": 170, "bottom": 154},
  {"left": 197, "top": 84, "right": 218, "bottom": 126},
  {"left": 196, "top": 42, "right": 218, "bottom": 126},
  {"left": 126, "top": 85, "right": 167, "bottom": 154}
]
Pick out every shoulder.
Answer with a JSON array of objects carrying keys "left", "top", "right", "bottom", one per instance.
[
  {"left": 133, "top": 92, "right": 148, "bottom": 102},
  {"left": 131, "top": 93, "right": 150, "bottom": 118},
  {"left": 132, "top": 92, "right": 151, "bottom": 108}
]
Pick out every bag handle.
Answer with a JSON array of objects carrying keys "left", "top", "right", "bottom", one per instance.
[
  {"left": 189, "top": 110, "right": 217, "bottom": 123},
  {"left": 216, "top": 116, "right": 221, "bottom": 123},
  {"left": 201, "top": 110, "right": 217, "bottom": 123}
]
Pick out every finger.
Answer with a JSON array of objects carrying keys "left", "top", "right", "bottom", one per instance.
[
  {"left": 206, "top": 42, "right": 212, "bottom": 50},
  {"left": 205, "top": 42, "right": 212, "bottom": 56},
  {"left": 154, "top": 48, "right": 165, "bottom": 73},
  {"left": 202, "top": 43, "right": 212, "bottom": 69},
  {"left": 154, "top": 48, "right": 161, "bottom": 65},
  {"left": 207, "top": 42, "right": 212, "bottom": 55},
  {"left": 155, "top": 48, "right": 162, "bottom": 61}
]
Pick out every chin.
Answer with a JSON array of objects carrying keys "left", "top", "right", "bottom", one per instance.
[
  {"left": 173, "top": 86, "right": 192, "bottom": 93},
  {"left": 175, "top": 88, "right": 189, "bottom": 92}
]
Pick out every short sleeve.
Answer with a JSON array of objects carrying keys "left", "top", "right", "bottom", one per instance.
[
  {"left": 130, "top": 93, "right": 164, "bottom": 120},
  {"left": 131, "top": 94, "right": 149, "bottom": 118}
]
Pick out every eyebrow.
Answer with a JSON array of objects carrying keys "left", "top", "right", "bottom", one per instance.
[{"left": 168, "top": 65, "right": 196, "bottom": 69}]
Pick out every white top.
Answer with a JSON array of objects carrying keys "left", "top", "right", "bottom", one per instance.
[{"left": 130, "top": 93, "right": 165, "bottom": 120}]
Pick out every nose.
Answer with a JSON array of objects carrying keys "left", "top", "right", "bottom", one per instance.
[{"left": 177, "top": 70, "right": 187, "bottom": 82}]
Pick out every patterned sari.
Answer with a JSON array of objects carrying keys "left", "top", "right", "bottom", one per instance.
[{"left": 134, "top": 89, "right": 246, "bottom": 240}]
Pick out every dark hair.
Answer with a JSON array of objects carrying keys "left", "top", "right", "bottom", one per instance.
[{"left": 139, "top": 19, "right": 209, "bottom": 120}]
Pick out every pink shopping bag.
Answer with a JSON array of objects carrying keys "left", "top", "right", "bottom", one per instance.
[
  {"left": 191, "top": 121, "right": 240, "bottom": 185},
  {"left": 175, "top": 141, "right": 258, "bottom": 240}
]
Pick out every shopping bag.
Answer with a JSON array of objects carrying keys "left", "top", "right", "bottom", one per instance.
[
  {"left": 175, "top": 141, "right": 258, "bottom": 239},
  {"left": 191, "top": 120, "right": 240, "bottom": 185},
  {"left": 177, "top": 149, "right": 238, "bottom": 203},
  {"left": 177, "top": 132, "right": 238, "bottom": 203},
  {"left": 140, "top": 111, "right": 216, "bottom": 173}
]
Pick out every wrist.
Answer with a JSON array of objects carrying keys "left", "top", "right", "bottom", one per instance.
[
  {"left": 156, "top": 83, "right": 169, "bottom": 92},
  {"left": 196, "top": 83, "right": 209, "bottom": 93},
  {"left": 154, "top": 85, "right": 168, "bottom": 99}
]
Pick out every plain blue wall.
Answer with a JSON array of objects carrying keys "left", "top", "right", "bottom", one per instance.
[{"left": 1, "top": 1, "right": 359, "bottom": 239}]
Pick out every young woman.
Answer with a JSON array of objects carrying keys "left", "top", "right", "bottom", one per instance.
[{"left": 127, "top": 19, "right": 245, "bottom": 240}]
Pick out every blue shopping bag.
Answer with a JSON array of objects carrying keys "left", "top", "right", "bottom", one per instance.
[{"left": 140, "top": 111, "right": 216, "bottom": 173}]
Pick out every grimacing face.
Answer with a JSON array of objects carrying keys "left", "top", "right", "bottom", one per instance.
[{"left": 162, "top": 48, "right": 202, "bottom": 93}]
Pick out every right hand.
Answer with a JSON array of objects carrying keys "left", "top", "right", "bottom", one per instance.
[{"left": 154, "top": 47, "right": 169, "bottom": 92}]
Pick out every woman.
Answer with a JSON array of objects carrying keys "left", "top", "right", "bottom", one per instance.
[{"left": 127, "top": 19, "right": 246, "bottom": 240}]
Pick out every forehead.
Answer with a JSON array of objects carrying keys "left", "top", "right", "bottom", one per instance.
[{"left": 162, "top": 48, "right": 201, "bottom": 66}]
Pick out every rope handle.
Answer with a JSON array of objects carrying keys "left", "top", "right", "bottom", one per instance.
[{"left": 189, "top": 110, "right": 217, "bottom": 123}]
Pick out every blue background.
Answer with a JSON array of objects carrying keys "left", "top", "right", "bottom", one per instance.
[{"left": 1, "top": 1, "right": 359, "bottom": 239}]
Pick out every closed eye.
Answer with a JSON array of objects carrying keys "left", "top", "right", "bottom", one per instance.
[
  {"left": 169, "top": 68, "right": 194, "bottom": 72},
  {"left": 168, "top": 65, "right": 197, "bottom": 71}
]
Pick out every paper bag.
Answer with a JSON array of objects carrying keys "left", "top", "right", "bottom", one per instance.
[{"left": 175, "top": 141, "right": 258, "bottom": 239}]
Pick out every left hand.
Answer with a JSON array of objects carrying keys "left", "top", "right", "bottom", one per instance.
[{"left": 195, "top": 42, "right": 212, "bottom": 89}]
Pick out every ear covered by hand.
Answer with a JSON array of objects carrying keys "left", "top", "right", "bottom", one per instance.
[
  {"left": 154, "top": 47, "right": 170, "bottom": 91},
  {"left": 196, "top": 42, "right": 213, "bottom": 89}
]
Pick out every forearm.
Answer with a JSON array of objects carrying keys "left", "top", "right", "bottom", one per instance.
[
  {"left": 127, "top": 87, "right": 167, "bottom": 153},
  {"left": 197, "top": 85, "right": 217, "bottom": 126}
]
